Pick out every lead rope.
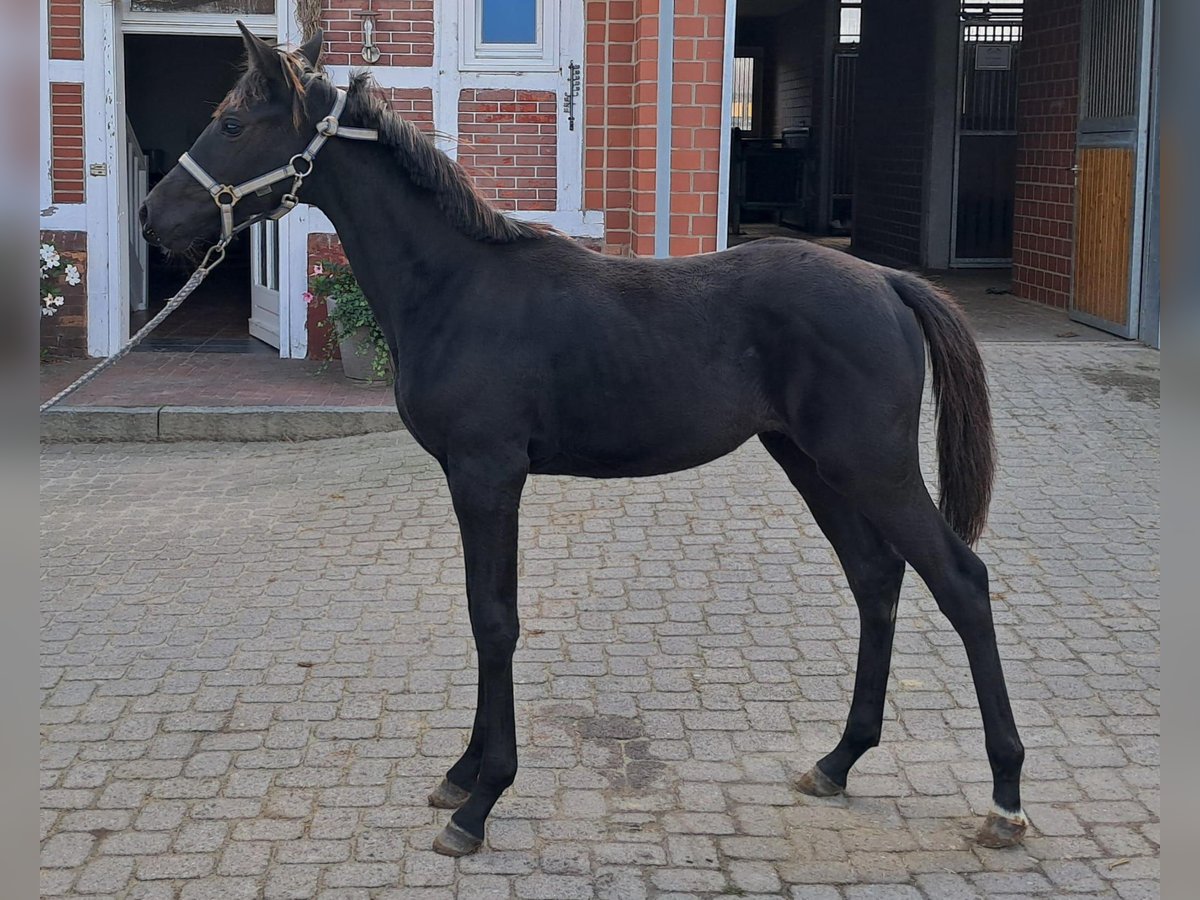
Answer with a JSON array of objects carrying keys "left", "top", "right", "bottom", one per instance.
[{"left": 39, "top": 241, "right": 228, "bottom": 414}]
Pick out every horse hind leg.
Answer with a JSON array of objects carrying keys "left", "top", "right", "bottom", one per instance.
[
  {"left": 759, "top": 433, "right": 905, "bottom": 797},
  {"left": 803, "top": 438, "right": 1027, "bottom": 848}
]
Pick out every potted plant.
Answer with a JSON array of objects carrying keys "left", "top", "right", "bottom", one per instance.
[{"left": 307, "top": 261, "right": 392, "bottom": 383}]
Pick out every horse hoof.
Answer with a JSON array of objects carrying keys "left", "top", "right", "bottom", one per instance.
[
  {"left": 427, "top": 778, "right": 471, "bottom": 809},
  {"left": 794, "top": 765, "right": 844, "bottom": 798},
  {"left": 432, "top": 820, "right": 483, "bottom": 857},
  {"left": 975, "top": 808, "right": 1028, "bottom": 848}
]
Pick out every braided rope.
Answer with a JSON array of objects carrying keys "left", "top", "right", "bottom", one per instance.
[{"left": 40, "top": 245, "right": 227, "bottom": 414}]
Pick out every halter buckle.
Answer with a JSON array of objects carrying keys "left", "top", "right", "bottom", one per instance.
[{"left": 289, "top": 154, "right": 314, "bottom": 178}]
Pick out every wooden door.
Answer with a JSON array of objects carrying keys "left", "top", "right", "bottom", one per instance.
[
  {"left": 1070, "top": 0, "right": 1152, "bottom": 338},
  {"left": 1073, "top": 143, "right": 1136, "bottom": 332}
]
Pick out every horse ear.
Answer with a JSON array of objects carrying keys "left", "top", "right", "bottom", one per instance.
[
  {"left": 299, "top": 29, "right": 324, "bottom": 68},
  {"left": 237, "top": 20, "right": 285, "bottom": 86}
]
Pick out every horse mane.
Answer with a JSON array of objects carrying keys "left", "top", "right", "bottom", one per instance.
[
  {"left": 217, "top": 50, "right": 552, "bottom": 245},
  {"left": 338, "top": 72, "right": 551, "bottom": 244}
]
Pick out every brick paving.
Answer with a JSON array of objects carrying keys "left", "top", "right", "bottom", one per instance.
[
  {"left": 40, "top": 342, "right": 1159, "bottom": 898},
  {"left": 40, "top": 352, "right": 393, "bottom": 409}
]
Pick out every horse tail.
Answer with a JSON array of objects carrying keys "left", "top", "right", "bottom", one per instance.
[{"left": 887, "top": 270, "right": 995, "bottom": 546}]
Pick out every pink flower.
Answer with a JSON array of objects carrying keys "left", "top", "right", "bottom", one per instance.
[
  {"left": 311, "top": 263, "right": 324, "bottom": 276},
  {"left": 302, "top": 290, "right": 316, "bottom": 306}
]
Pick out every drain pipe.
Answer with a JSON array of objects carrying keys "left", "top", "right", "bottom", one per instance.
[{"left": 655, "top": 0, "right": 675, "bottom": 258}]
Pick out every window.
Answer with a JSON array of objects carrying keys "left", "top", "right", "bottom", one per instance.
[
  {"left": 462, "top": 0, "right": 558, "bottom": 70},
  {"left": 481, "top": 0, "right": 537, "bottom": 44},
  {"left": 731, "top": 56, "right": 757, "bottom": 132},
  {"left": 839, "top": 0, "right": 861, "bottom": 45}
]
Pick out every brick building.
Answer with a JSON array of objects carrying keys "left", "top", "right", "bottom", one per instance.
[{"left": 40, "top": 0, "right": 1159, "bottom": 360}]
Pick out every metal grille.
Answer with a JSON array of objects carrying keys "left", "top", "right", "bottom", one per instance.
[
  {"left": 732, "top": 57, "right": 755, "bottom": 131},
  {"left": 954, "top": 3, "right": 1022, "bottom": 263},
  {"left": 960, "top": 27, "right": 1021, "bottom": 131},
  {"left": 1082, "top": 0, "right": 1140, "bottom": 120},
  {"left": 830, "top": 52, "right": 857, "bottom": 200}
]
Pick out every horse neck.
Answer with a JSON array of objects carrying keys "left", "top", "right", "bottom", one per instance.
[{"left": 303, "top": 140, "right": 485, "bottom": 320}]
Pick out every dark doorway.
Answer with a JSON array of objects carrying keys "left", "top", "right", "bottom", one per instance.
[
  {"left": 952, "top": 2, "right": 1023, "bottom": 265},
  {"left": 124, "top": 34, "right": 271, "bottom": 353}
]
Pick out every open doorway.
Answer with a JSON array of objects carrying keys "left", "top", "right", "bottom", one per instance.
[
  {"left": 727, "top": 0, "right": 853, "bottom": 252},
  {"left": 124, "top": 33, "right": 274, "bottom": 353}
]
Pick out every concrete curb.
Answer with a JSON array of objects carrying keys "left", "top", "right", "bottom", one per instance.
[{"left": 41, "top": 405, "right": 404, "bottom": 443}]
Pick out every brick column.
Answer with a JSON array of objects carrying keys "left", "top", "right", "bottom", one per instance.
[
  {"left": 1011, "top": 0, "right": 1081, "bottom": 309},
  {"left": 668, "top": 0, "right": 727, "bottom": 256}
]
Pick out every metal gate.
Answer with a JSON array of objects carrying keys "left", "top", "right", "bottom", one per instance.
[
  {"left": 1071, "top": 0, "right": 1154, "bottom": 338},
  {"left": 951, "top": 6, "right": 1022, "bottom": 265},
  {"left": 829, "top": 51, "right": 857, "bottom": 231}
]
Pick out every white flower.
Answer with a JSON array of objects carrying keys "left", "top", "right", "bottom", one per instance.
[
  {"left": 42, "top": 293, "right": 59, "bottom": 316},
  {"left": 40, "top": 244, "right": 60, "bottom": 269},
  {"left": 54, "top": 295, "right": 65, "bottom": 306},
  {"left": 64, "top": 264, "right": 81, "bottom": 286}
]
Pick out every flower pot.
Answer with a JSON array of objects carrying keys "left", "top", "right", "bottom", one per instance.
[{"left": 326, "top": 297, "right": 387, "bottom": 382}]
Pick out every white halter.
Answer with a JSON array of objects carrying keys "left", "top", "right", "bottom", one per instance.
[{"left": 178, "top": 87, "right": 378, "bottom": 243}]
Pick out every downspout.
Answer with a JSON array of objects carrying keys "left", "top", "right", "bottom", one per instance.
[{"left": 655, "top": 0, "right": 675, "bottom": 257}]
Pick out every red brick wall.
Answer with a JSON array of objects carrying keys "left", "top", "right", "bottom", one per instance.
[
  {"left": 583, "top": 1, "right": 661, "bottom": 256},
  {"left": 306, "top": 234, "right": 349, "bottom": 361},
  {"left": 458, "top": 89, "right": 557, "bottom": 212},
  {"left": 50, "top": 83, "right": 85, "bottom": 205},
  {"left": 584, "top": 1, "right": 728, "bottom": 257},
  {"left": 668, "top": 0, "right": 726, "bottom": 256},
  {"left": 1012, "top": 0, "right": 1081, "bottom": 309},
  {"left": 381, "top": 87, "right": 434, "bottom": 133},
  {"left": 39, "top": 231, "right": 87, "bottom": 357},
  {"left": 320, "top": 0, "right": 434, "bottom": 67},
  {"left": 48, "top": 0, "right": 83, "bottom": 61}
]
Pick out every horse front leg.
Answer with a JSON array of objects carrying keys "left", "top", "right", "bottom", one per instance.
[{"left": 431, "top": 453, "right": 527, "bottom": 857}]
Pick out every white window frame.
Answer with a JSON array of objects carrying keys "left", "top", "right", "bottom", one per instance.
[
  {"left": 460, "top": 0, "right": 559, "bottom": 72},
  {"left": 119, "top": 2, "right": 276, "bottom": 36}
]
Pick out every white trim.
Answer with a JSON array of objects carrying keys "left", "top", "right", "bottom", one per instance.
[
  {"left": 325, "top": 66, "right": 565, "bottom": 94},
  {"left": 716, "top": 0, "right": 738, "bottom": 251},
  {"left": 654, "top": 0, "right": 674, "bottom": 257},
  {"left": 39, "top": 0, "right": 50, "bottom": 211},
  {"left": 47, "top": 59, "right": 85, "bottom": 83},
  {"left": 108, "top": 9, "right": 130, "bottom": 356},
  {"left": 435, "top": 1, "right": 460, "bottom": 159},
  {"left": 119, "top": 12, "right": 276, "bottom": 36},
  {"left": 557, "top": 0, "right": 584, "bottom": 225},
  {"left": 84, "top": 1, "right": 115, "bottom": 356},
  {"left": 40, "top": 204, "right": 88, "bottom": 232},
  {"left": 459, "top": 0, "right": 559, "bottom": 72},
  {"left": 279, "top": 1, "right": 305, "bottom": 359},
  {"left": 304, "top": 206, "right": 602, "bottom": 240}
]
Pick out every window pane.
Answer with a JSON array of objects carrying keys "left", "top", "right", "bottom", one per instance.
[
  {"left": 129, "top": 0, "right": 275, "bottom": 13},
  {"left": 481, "top": 0, "right": 538, "bottom": 45},
  {"left": 732, "top": 58, "right": 755, "bottom": 131}
]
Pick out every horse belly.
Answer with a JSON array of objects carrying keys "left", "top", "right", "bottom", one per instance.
[{"left": 532, "top": 387, "right": 762, "bottom": 478}]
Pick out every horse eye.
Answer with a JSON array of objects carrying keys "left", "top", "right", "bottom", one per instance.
[{"left": 221, "top": 119, "right": 243, "bottom": 136}]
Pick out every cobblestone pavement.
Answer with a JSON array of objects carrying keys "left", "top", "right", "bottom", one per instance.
[{"left": 40, "top": 342, "right": 1160, "bottom": 899}]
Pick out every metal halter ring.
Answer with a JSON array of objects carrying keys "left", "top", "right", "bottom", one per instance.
[
  {"left": 289, "top": 154, "right": 314, "bottom": 178},
  {"left": 214, "top": 187, "right": 237, "bottom": 207}
]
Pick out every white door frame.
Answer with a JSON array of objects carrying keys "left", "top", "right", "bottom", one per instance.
[
  {"left": 98, "top": 6, "right": 295, "bottom": 357},
  {"left": 716, "top": 0, "right": 738, "bottom": 251}
]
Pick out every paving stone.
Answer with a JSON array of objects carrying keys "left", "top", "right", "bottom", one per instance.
[
  {"left": 41, "top": 831, "right": 95, "bottom": 867},
  {"left": 38, "top": 343, "right": 1160, "bottom": 898}
]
